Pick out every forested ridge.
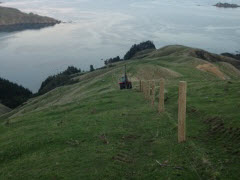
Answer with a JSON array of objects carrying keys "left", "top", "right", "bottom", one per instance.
[
  {"left": 38, "top": 66, "right": 81, "bottom": 95},
  {"left": 124, "top": 41, "right": 156, "bottom": 60},
  {"left": 221, "top": 52, "right": 240, "bottom": 60},
  {"left": 0, "top": 77, "right": 32, "bottom": 108}
]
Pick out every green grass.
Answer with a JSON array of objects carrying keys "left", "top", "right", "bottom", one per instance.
[
  {"left": 0, "top": 45, "right": 240, "bottom": 179},
  {"left": 0, "top": 103, "right": 11, "bottom": 115}
]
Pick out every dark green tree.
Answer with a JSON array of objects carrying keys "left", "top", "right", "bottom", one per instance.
[
  {"left": 104, "top": 56, "right": 122, "bottom": 65},
  {"left": 221, "top": 53, "right": 240, "bottom": 60},
  {"left": 38, "top": 66, "right": 81, "bottom": 95},
  {"left": 124, "top": 41, "right": 156, "bottom": 60},
  {"left": 90, "top": 65, "right": 95, "bottom": 72},
  {"left": 62, "top": 66, "right": 81, "bottom": 75},
  {"left": 0, "top": 77, "right": 32, "bottom": 108}
]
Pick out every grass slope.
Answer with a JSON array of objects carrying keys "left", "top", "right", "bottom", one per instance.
[
  {"left": 0, "top": 45, "right": 240, "bottom": 179},
  {"left": 0, "top": 103, "right": 11, "bottom": 115}
]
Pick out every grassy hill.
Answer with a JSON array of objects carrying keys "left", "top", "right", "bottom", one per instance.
[
  {"left": 1, "top": 45, "right": 240, "bottom": 179},
  {"left": 0, "top": 6, "right": 60, "bottom": 32},
  {"left": 0, "top": 103, "right": 11, "bottom": 115}
]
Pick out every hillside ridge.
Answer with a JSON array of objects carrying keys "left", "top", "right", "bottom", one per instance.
[
  {"left": 141, "top": 45, "right": 240, "bottom": 69},
  {"left": 1, "top": 43, "right": 240, "bottom": 179},
  {"left": 0, "top": 6, "right": 60, "bottom": 32}
]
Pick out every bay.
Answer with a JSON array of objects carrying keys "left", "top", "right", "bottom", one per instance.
[{"left": 0, "top": 0, "right": 240, "bottom": 92}]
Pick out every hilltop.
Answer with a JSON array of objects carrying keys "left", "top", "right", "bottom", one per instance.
[
  {"left": 0, "top": 44, "right": 240, "bottom": 179},
  {"left": 0, "top": 6, "right": 60, "bottom": 32}
]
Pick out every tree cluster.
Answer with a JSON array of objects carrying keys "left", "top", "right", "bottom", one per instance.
[
  {"left": 104, "top": 56, "right": 122, "bottom": 65},
  {"left": 124, "top": 41, "right": 156, "bottom": 60},
  {"left": 38, "top": 66, "right": 81, "bottom": 95},
  {"left": 214, "top": 3, "right": 240, "bottom": 8},
  {"left": 221, "top": 53, "right": 240, "bottom": 61},
  {"left": 90, "top": 65, "right": 95, "bottom": 72},
  {"left": 0, "top": 77, "right": 32, "bottom": 108}
]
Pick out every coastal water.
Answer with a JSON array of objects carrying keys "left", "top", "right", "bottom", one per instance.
[{"left": 0, "top": 0, "right": 240, "bottom": 92}]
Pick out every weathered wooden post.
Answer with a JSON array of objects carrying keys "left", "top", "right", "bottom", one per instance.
[
  {"left": 142, "top": 81, "right": 145, "bottom": 94},
  {"left": 147, "top": 80, "right": 151, "bottom": 99},
  {"left": 158, "top": 78, "right": 165, "bottom": 113},
  {"left": 152, "top": 81, "right": 155, "bottom": 107},
  {"left": 142, "top": 81, "right": 144, "bottom": 92},
  {"left": 178, "top": 81, "right": 187, "bottom": 143},
  {"left": 140, "top": 80, "right": 142, "bottom": 92},
  {"left": 144, "top": 81, "right": 147, "bottom": 98}
]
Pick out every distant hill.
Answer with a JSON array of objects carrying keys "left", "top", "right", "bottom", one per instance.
[
  {"left": 221, "top": 52, "right": 240, "bottom": 61},
  {"left": 139, "top": 45, "right": 240, "bottom": 69},
  {"left": 214, "top": 2, "right": 240, "bottom": 8},
  {"left": 0, "top": 6, "right": 60, "bottom": 32}
]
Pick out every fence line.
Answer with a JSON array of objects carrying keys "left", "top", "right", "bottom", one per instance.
[
  {"left": 138, "top": 79, "right": 187, "bottom": 143},
  {"left": 158, "top": 78, "right": 165, "bottom": 113}
]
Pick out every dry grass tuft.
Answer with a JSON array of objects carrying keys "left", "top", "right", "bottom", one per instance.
[{"left": 196, "top": 63, "right": 227, "bottom": 80}]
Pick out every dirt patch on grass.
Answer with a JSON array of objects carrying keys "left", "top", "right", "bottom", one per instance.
[{"left": 196, "top": 63, "right": 226, "bottom": 80}]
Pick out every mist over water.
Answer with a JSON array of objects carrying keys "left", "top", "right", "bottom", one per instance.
[{"left": 0, "top": 0, "right": 240, "bottom": 92}]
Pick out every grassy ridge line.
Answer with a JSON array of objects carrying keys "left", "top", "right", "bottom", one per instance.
[
  {"left": 0, "top": 62, "right": 203, "bottom": 179},
  {"left": 0, "top": 45, "right": 240, "bottom": 179},
  {"left": 0, "top": 80, "right": 207, "bottom": 179}
]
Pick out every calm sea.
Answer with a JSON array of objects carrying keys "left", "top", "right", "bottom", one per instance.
[{"left": 0, "top": 0, "right": 240, "bottom": 92}]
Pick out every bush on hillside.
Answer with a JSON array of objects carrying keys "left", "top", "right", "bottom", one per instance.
[
  {"left": 38, "top": 66, "right": 81, "bottom": 95},
  {"left": 124, "top": 41, "right": 156, "bottom": 60},
  {"left": 90, "top": 65, "right": 95, "bottom": 72},
  {"left": 221, "top": 52, "right": 240, "bottom": 61},
  {"left": 0, "top": 78, "right": 32, "bottom": 108},
  {"left": 104, "top": 56, "right": 122, "bottom": 65}
]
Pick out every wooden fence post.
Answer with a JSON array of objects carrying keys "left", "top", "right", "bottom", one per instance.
[
  {"left": 142, "top": 81, "right": 144, "bottom": 92},
  {"left": 178, "top": 81, "right": 187, "bottom": 143},
  {"left": 144, "top": 81, "right": 147, "bottom": 98},
  {"left": 140, "top": 80, "right": 142, "bottom": 92},
  {"left": 158, "top": 78, "right": 165, "bottom": 113},
  {"left": 149, "top": 81, "right": 152, "bottom": 100},
  {"left": 152, "top": 81, "right": 155, "bottom": 107}
]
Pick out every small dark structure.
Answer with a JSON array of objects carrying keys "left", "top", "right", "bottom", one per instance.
[{"left": 119, "top": 65, "right": 132, "bottom": 90}]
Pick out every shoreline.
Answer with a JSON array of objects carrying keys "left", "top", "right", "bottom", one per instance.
[
  {"left": 0, "top": 5, "right": 61, "bottom": 32},
  {"left": 0, "top": 22, "right": 60, "bottom": 32}
]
